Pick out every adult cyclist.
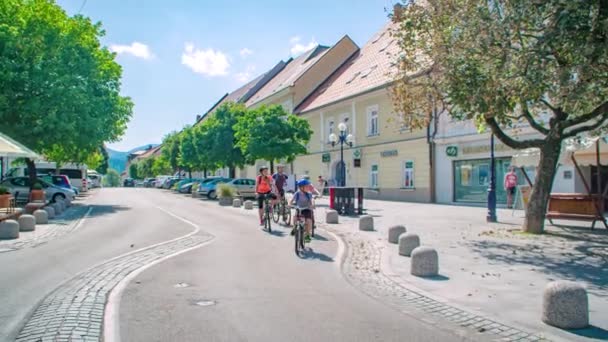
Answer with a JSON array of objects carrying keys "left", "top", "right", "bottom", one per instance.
[
  {"left": 272, "top": 164, "right": 288, "bottom": 221},
  {"left": 256, "top": 166, "right": 276, "bottom": 226}
]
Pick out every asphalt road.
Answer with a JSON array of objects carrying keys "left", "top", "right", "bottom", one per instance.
[
  {"left": 118, "top": 189, "right": 478, "bottom": 342},
  {"left": 0, "top": 189, "right": 192, "bottom": 341}
]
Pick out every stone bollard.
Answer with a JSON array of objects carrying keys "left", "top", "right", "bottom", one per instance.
[
  {"left": 43, "top": 206, "right": 56, "bottom": 219},
  {"left": 542, "top": 281, "right": 589, "bottom": 329},
  {"left": 326, "top": 210, "right": 339, "bottom": 224},
  {"left": 244, "top": 200, "right": 254, "bottom": 210},
  {"left": 34, "top": 209, "right": 49, "bottom": 224},
  {"left": 388, "top": 225, "right": 407, "bottom": 244},
  {"left": 410, "top": 246, "right": 439, "bottom": 277},
  {"left": 53, "top": 202, "right": 63, "bottom": 215},
  {"left": 0, "top": 220, "right": 20, "bottom": 239},
  {"left": 18, "top": 214, "right": 36, "bottom": 232},
  {"left": 57, "top": 200, "right": 66, "bottom": 211},
  {"left": 399, "top": 233, "right": 420, "bottom": 256},
  {"left": 233, "top": 198, "right": 242, "bottom": 208},
  {"left": 64, "top": 198, "right": 72, "bottom": 207},
  {"left": 358, "top": 215, "right": 374, "bottom": 231}
]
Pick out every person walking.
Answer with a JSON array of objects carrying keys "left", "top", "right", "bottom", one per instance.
[
  {"left": 316, "top": 175, "right": 326, "bottom": 198},
  {"left": 504, "top": 166, "right": 518, "bottom": 209}
]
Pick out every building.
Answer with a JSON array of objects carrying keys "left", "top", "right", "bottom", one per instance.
[{"left": 291, "top": 21, "right": 431, "bottom": 202}]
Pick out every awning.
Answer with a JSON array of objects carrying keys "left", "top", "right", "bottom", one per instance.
[
  {"left": 511, "top": 136, "right": 607, "bottom": 167},
  {"left": 0, "top": 132, "right": 39, "bottom": 159}
]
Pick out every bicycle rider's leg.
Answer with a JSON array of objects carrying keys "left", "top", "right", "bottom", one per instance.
[{"left": 257, "top": 194, "right": 264, "bottom": 225}]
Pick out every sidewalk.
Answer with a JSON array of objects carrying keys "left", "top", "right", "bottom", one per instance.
[{"left": 314, "top": 197, "right": 608, "bottom": 341}]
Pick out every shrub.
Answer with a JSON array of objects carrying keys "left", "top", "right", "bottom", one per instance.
[
  {"left": 217, "top": 183, "right": 235, "bottom": 198},
  {"left": 32, "top": 182, "right": 43, "bottom": 190},
  {"left": 0, "top": 186, "right": 9, "bottom": 195}
]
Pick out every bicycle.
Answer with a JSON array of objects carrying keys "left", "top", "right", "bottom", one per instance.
[
  {"left": 292, "top": 206, "right": 306, "bottom": 256},
  {"left": 261, "top": 194, "right": 272, "bottom": 232},
  {"left": 272, "top": 194, "right": 291, "bottom": 224}
]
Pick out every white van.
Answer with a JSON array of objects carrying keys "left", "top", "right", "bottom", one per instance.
[
  {"left": 8, "top": 162, "right": 89, "bottom": 192},
  {"left": 87, "top": 170, "right": 102, "bottom": 188}
]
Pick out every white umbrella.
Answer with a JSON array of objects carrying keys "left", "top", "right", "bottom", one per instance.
[{"left": 0, "top": 132, "right": 39, "bottom": 159}]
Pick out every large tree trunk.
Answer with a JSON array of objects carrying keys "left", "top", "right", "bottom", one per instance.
[
  {"left": 25, "top": 158, "right": 37, "bottom": 190},
  {"left": 229, "top": 167, "right": 236, "bottom": 179},
  {"left": 523, "top": 141, "right": 561, "bottom": 234},
  {"left": 270, "top": 160, "right": 275, "bottom": 174}
]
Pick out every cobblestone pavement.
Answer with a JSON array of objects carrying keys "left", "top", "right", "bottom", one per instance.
[
  {"left": 0, "top": 205, "right": 90, "bottom": 253},
  {"left": 15, "top": 230, "right": 213, "bottom": 342},
  {"left": 321, "top": 224, "right": 548, "bottom": 342}
]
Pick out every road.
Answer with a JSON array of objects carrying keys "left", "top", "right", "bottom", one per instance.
[{"left": 1, "top": 188, "right": 483, "bottom": 342}]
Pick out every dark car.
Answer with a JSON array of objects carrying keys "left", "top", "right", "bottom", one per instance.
[{"left": 123, "top": 178, "right": 135, "bottom": 187}]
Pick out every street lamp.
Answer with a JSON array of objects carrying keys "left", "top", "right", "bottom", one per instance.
[
  {"left": 487, "top": 133, "right": 497, "bottom": 222},
  {"left": 329, "top": 122, "right": 353, "bottom": 187}
]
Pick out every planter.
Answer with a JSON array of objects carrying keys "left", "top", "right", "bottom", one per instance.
[
  {"left": 30, "top": 190, "right": 45, "bottom": 202},
  {"left": 0, "top": 194, "right": 11, "bottom": 208},
  {"left": 218, "top": 197, "right": 233, "bottom": 206}
]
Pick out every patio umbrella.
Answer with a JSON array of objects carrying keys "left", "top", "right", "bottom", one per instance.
[{"left": 0, "top": 132, "right": 39, "bottom": 159}]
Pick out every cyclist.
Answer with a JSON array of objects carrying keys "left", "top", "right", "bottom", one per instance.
[
  {"left": 290, "top": 179, "right": 315, "bottom": 243},
  {"left": 272, "top": 164, "right": 288, "bottom": 222},
  {"left": 300, "top": 175, "right": 320, "bottom": 229},
  {"left": 256, "top": 166, "right": 276, "bottom": 226}
]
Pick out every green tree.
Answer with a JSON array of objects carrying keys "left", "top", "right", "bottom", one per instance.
[
  {"left": 193, "top": 123, "right": 216, "bottom": 177},
  {"left": 97, "top": 147, "right": 109, "bottom": 174},
  {"left": 161, "top": 131, "right": 181, "bottom": 173},
  {"left": 235, "top": 104, "right": 312, "bottom": 171},
  {"left": 0, "top": 0, "right": 133, "bottom": 187},
  {"left": 179, "top": 126, "right": 198, "bottom": 179},
  {"left": 151, "top": 155, "right": 172, "bottom": 176},
  {"left": 102, "top": 169, "right": 120, "bottom": 187},
  {"left": 203, "top": 102, "right": 249, "bottom": 177},
  {"left": 137, "top": 157, "right": 155, "bottom": 178},
  {"left": 392, "top": 0, "right": 608, "bottom": 233},
  {"left": 128, "top": 162, "right": 139, "bottom": 179}
]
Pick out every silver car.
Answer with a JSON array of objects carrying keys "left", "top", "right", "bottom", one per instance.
[
  {"left": 226, "top": 178, "right": 257, "bottom": 199},
  {"left": 0, "top": 177, "right": 76, "bottom": 203}
]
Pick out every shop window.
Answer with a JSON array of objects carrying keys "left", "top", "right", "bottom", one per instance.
[
  {"left": 454, "top": 158, "right": 511, "bottom": 203},
  {"left": 370, "top": 164, "right": 379, "bottom": 188},
  {"left": 403, "top": 161, "right": 415, "bottom": 189}
]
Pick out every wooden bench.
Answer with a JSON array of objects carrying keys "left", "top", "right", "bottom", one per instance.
[{"left": 546, "top": 193, "right": 607, "bottom": 229}]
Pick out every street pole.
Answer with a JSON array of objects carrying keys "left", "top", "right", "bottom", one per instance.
[
  {"left": 487, "top": 133, "right": 497, "bottom": 222},
  {"left": 340, "top": 140, "right": 345, "bottom": 187}
]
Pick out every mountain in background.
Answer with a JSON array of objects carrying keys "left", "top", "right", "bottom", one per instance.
[{"left": 106, "top": 144, "right": 159, "bottom": 174}]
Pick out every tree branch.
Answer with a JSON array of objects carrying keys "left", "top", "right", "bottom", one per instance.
[
  {"left": 485, "top": 116, "right": 544, "bottom": 149},
  {"left": 563, "top": 110, "right": 608, "bottom": 138},
  {"left": 563, "top": 102, "right": 608, "bottom": 128},
  {"left": 521, "top": 102, "right": 549, "bottom": 135}
]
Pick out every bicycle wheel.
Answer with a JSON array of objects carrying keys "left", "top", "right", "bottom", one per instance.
[
  {"left": 272, "top": 203, "right": 280, "bottom": 223},
  {"left": 299, "top": 227, "right": 305, "bottom": 250},
  {"left": 283, "top": 206, "right": 291, "bottom": 225},
  {"left": 265, "top": 205, "right": 272, "bottom": 232},
  {"left": 294, "top": 224, "right": 301, "bottom": 256}
]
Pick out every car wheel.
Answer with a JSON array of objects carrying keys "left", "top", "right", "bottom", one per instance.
[
  {"left": 53, "top": 193, "right": 66, "bottom": 203},
  {"left": 207, "top": 191, "right": 217, "bottom": 200}
]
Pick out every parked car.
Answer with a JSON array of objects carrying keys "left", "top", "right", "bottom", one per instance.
[
  {"left": 143, "top": 178, "right": 157, "bottom": 188},
  {"left": 178, "top": 179, "right": 204, "bottom": 194},
  {"left": 225, "top": 178, "right": 256, "bottom": 199},
  {"left": 0, "top": 177, "right": 75, "bottom": 203},
  {"left": 173, "top": 178, "right": 194, "bottom": 192},
  {"left": 123, "top": 178, "right": 135, "bottom": 187},
  {"left": 163, "top": 177, "right": 180, "bottom": 189},
  {"left": 198, "top": 178, "right": 232, "bottom": 199},
  {"left": 38, "top": 174, "right": 80, "bottom": 195},
  {"left": 155, "top": 176, "right": 171, "bottom": 188}
]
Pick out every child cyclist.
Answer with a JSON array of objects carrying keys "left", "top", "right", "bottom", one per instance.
[{"left": 290, "top": 179, "right": 315, "bottom": 243}]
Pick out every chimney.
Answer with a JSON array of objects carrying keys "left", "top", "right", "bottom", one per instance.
[
  {"left": 392, "top": 3, "right": 404, "bottom": 23},
  {"left": 196, "top": 114, "right": 201, "bottom": 122}
]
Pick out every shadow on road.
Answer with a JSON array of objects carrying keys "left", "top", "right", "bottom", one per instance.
[
  {"left": 87, "top": 205, "right": 132, "bottom": 218},
  {"left": 301, "top": 248, "right": 333, "bottom": 262},
  {"left": 566, "top": 325, "right": 608, "bottom": 340}
]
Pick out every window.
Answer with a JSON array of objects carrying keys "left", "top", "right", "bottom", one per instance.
[
  {"left": 11, "top": 178, "right": 28, "bottom": 187},
  {"left": 370, "top": 164, "right": 379, "bottom": 188},
  {"left": 327, "top": 118, "right": 335, "bottom": 143},
  {"left": 367, "top": 106, "right": 379, "bottom": 136},
  {"left": 403, "top": 161, "right": 415, "bottom": 189}
]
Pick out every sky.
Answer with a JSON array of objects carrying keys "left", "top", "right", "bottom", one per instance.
[{"left": 56, "top": 0, "right": 396, "bottom": 152}]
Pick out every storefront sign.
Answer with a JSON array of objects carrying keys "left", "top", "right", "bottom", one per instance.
[
  {"left": 462, "top": 144, "right": 510, "bottom": 155},
  {"left": 353, "top": 148, "right": 362, "bottom": 159},
  {"left": 381, "top": 150, "right": 398, "bottom": 157},
  {"left": 446, "top": 146, "right": 458, "bottom": 157},
  {"left": 322, "top": 153, "right": 330, "bottom": 163}
]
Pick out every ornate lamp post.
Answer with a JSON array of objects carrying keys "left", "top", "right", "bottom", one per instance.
[
  {"left": 487, "top": 133, "right": 497, "bottom": 222},
  {"left": 329, "top": 122, "right": 353, "bottom": 187}
]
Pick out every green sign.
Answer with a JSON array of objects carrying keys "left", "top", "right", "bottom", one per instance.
[
  {"left": 322, "top": 153, "right": 331, "bottom": 163},
  {"left": 353, "top": 148, "right": 362, "bottom": 159},
  {"left": 446, "top": 146, "right": 458, "bottom": 157}
]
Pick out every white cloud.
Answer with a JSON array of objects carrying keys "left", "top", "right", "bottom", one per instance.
[
  {"left": 289, "top": 36, "right": 318, "bottom": 56},
  {"left": 235, "top": 65, "right": 257, "bottom": 83},
  {"left": 110, "top": 42, "right": 154, "bottom": 60},
  {"left": 181, "top": 43, "right": 230, "bottom": 77},
  {"left": 239, "top": 48, "right": 253, "bottom": 58}
]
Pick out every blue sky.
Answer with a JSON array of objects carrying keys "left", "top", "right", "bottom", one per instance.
[{"left": 57, "top": 0, "right": 395, "bottom": 152}]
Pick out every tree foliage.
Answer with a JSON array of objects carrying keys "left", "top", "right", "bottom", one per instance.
[
  {"left": 151, "top": 155, "right": 172, "bottom": 176},
  {"left": 235, "top": 105, "right": 312, "bottom": 167},
  {"left": 178, "top": 126, "right": 198, "bottom": 176},
  {"left": 102, "top": 168, "right": 120, "bottom": 187},
  {"left": 161, "top": 131, "right": 181, "bottom": 173},
  {"left": 97, "top": 147, "right": 109, "bottom": 174},
  {"left": 128, "top": 162, "right": 139, "bottom": 179},
  {"left": 0, "top": 0, "right": 133, "bottom": 184},
  {"left": 137, "top": 156, "right": 155, "bottom": 178},
  {"left": 392, "top": 0, "right": 608, "bottom": 233},
  {"left": 201, "top": 103, "right": 249, "bottom": 173}
]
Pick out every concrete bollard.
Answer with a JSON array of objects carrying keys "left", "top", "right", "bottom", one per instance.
[
  {"left": 542, "top": 281, "right": 589, "bottom": 329},
  {"left": 18, "top": 214, "right": 36, "bottom": 232},
  {"left": 399, "top": 233, "right": 420, "bottom": 256},
  {"left": 358, "top": 215, "right": 374, "bottom": 231},
  {"left": 388, "top": 225, "right": 407, "bottom": 244},
  {"left": 34, "top": 209, "right": 49, "bottom": 224},
  {"left": 233, "top": 198, "right": 242, "bottom": 208},
  {"left": 410, "top": 246, "right": 439, "bottom": 277},
  {"left": 53, "top": 202, "right": 63, "bottom": 215},
  {"left": 244, "top": 200, "right": 254, "bottom": 210},
  {"left": 326, "top": 210, "right": 339, "bottom": 224},
  {"left": 43, "top": 206, "right": 56, "bottom": 219},
  {"left": 0, "top": 220, "right": 20, "bottom": 239}
]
